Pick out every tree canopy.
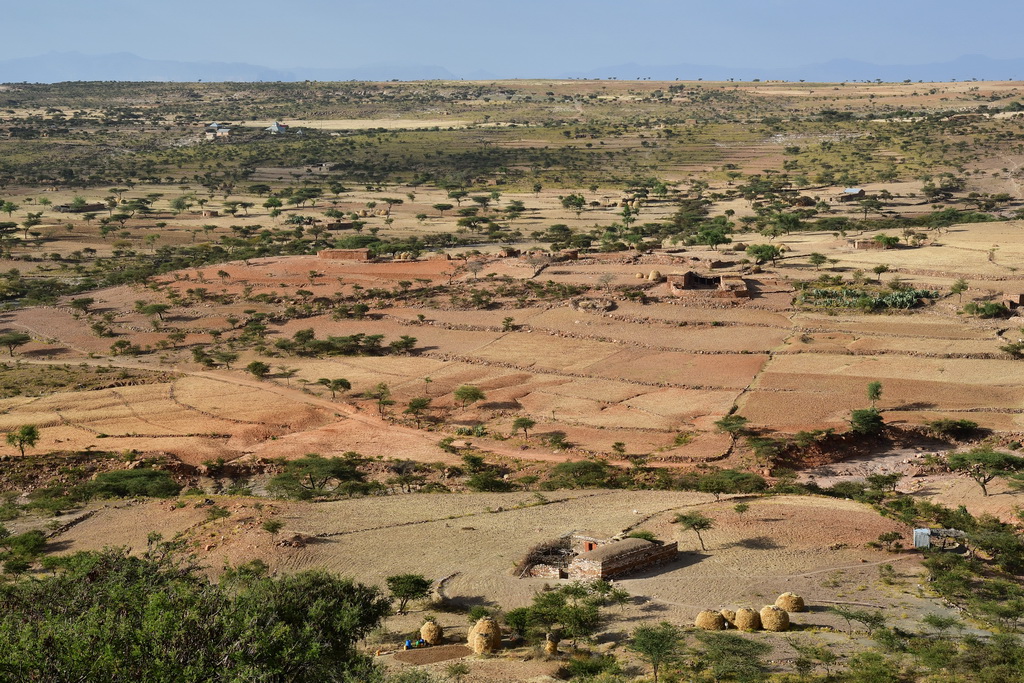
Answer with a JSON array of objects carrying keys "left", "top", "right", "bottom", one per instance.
[{"left": 0, "top": 540, "right": 392, "bottom": 682}]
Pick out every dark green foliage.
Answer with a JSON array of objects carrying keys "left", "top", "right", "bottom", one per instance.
[
  {"left": 543, "top": 459, "right": 616, "bottom": 489},
  {"left": 629, "top": 621, "right": 683, "bottom": 683},
  {"left": 962, "top": 301, "right": 1011, "bottom": 318},
  {"left": 0, "top": 541, "right": 391, "bottom": 681},
  {"left": 800, "top": 286, "right": 938, "bottom": 311},
  {"left": 946, "top": 448, "right": 1024, "bottom": 496},
  {"left": 928, "top": 418, "right": 981, "bottom": 439},
  {"left": 267, "top": 452, "right": 370, "bottom": 500},
  {"left": 561, "top": 653, "right": 621, "bottom": 679},
  {"left": 465, "top": 471, "right": 515, "bottom": 492},
  {"left": 696, "top": 469, "right": 767, "bottom": 500},
  {"left": 850, "top": 407, "right": 884, "bottom": 435},
  {"left": 526, "top": 581, "right": 616, "bottom": 646},
  {"left": 91, "top": 468, "right": 182, "bottom": 498},
  {"left": 692, "top": 631, "right": 770, "bottom": 682},
  {"left": 385, "top": 574, "right": 432, "bottom": 613}
]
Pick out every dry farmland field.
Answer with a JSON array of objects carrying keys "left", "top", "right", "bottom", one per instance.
[{"left": 3, "top": 78, "right": 1024, "bottom": 680}]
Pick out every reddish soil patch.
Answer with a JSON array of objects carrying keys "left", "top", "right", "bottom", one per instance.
[{"left": 392, "top": 644, "right": 471, "bottom": 665}]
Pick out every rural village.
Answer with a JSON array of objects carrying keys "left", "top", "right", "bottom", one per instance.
[{"left": 0, "top": 76, "right": 1022, "bottom": 681}]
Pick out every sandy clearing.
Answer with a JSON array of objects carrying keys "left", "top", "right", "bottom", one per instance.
[{"left": 53, "top": 491, "right": 943, "bottom": 639}]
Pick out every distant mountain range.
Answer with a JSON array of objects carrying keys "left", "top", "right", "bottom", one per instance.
[
  {"left": 0, "top": 52, "right": 458, "bottom": 83},
  {"left": 1, "top": 51, "right": 1023, "bottom": 83}
]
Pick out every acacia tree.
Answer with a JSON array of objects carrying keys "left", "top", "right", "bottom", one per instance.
[
  {"left": 386, "top": 574, "right": 432, "bottom": 613},
  {"left": 404, "top": 397, "right": 432, "bottom": 428},
  {"left": 5, "top": 424, "right": 39, "bottom": 456},
  {"left": 561, "top": 193, "right": 586, "bottom": 217},
  {"left": 0, "top": 332, "right": 31, "bottom": 356},
  {"left": 867, "top": 381, "right": 883, "bottom": 408},
  {"left": 951, "top": 278, "right": 968, "bottom": 302},
  {"left": 946, "top": 448, "right": 1024, "bottom": 496},
  {"left": 630, "top": 622, "right": 683, "bottom": 683},
  {"left": 674, "top": 512, "right": 713, "bottom": 551},
  {"left": 454, "top": 385, "right": 485, "bottom": 409},
  {"left": 512, "top": 416, "right": 536, "bottom": 439},
  {"left": 318, "top": 378, "right": 351, "bottom": 399}
]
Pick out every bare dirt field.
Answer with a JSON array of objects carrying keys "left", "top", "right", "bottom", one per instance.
[{"left": 53, "top": 490, "right": 954, "bottom": 642}]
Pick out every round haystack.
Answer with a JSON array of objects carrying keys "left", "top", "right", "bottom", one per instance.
[
  {"left": 648, "top": 270, "right": 662, "bottom": 282},
  {"left": 635, "top": 272, "right": 645, "bottom": 279},
  {"left": 776, "top": 592, "right": 806, "bottom": 612},
  {"left": 695, "top": 610, "right": 727, "bottom": 631},
  {"left": 760, "top": 605, "right": 790, "bottom": 632},
  {"left": 468, "top": 617, "right": 502, "bottom": 654},
  {"left": 735, "top": 608, "right": 762, "bottom": 632},
  {"left": 420, "top": 620, "right": 444, "bottom": 646},
  {"left": 720, "top": 609, "right": 736, "bottom": 626}
]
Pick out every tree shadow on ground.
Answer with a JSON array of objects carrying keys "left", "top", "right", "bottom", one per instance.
[{"left": 721, "top": 536, "right": 782, "bottom": 551}]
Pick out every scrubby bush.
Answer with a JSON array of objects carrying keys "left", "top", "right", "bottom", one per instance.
[{"left": 91, "top": 468, "right": 181, "bottom": 498}]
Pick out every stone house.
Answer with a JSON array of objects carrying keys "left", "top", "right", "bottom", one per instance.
[{"left": 566, "top": 538, "right": 678, "bottom": 580}]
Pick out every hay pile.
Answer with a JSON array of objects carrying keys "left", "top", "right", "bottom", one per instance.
[
  {"left": 735, "top": 608, "right": 762, "bottom": 632},
  {"left": 760, "top": 605, "right": 790, "bottom": 632},
  {"left": 420, "top": 620, "right": 444, "bottom": 646},
  {"left": 775, "top": 592, "right": 806, "bottom": 612},
  {"left": 468, "top": 617, "right": 503, "bottom": 654},
  {"left": 720, "top": 609, "right": 736, "bottom": 627},
  {"left": 695, "top": 610, "right": 726, "bottom": 631}
]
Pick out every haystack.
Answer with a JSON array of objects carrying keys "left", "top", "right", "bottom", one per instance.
[
  {"left": 775, "top": 592, "right": 806, "bottom": 612},
  {"left": 695, "top": 610, "right": 726, "bottom": 631},
  {"left": 720, "top": 609, "right": 736, "bottom": 627},
  {"left": 468, "top": 617, "right": 502, "bottom": 654},
  {"left": 544, "top": 632, "right": 559, "bottom": 656},
  {"left": 649, "top": 270, "right": 663, "bottom": 282},
  {"left": 734, "top": 608, "right": 762, "bottom": 632},
  {"left": 760, "top": 605, "right": 790, "bottom": 632},
  {"left": 420, "top": 620, "right": 444, "bottom": 645}
]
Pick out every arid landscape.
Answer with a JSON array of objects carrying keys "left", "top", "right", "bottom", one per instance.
[{"left": 2, "top": 77, "right": 1024, "bottom": 681}]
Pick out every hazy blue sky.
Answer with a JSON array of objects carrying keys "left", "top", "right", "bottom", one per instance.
[{"left": 5, "top": 0, "right": 1023, "bottom": 74}]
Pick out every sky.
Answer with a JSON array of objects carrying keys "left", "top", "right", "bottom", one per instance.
[{"left": 4, "top": 0, "right": 1024, "bottom": 76}]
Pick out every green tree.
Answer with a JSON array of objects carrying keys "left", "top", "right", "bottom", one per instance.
[
  {"left": 808, "top": 252, "right": 828, "bottom": 270},
  {"left": 561, "top": 193, "right": 586, "bottom": 217},
  {"left": 68, "top": 297, "right": 95, "bottom": 313},
  {"left": 386, "top": 574, "right": 432, "bottom": 613},
  {"left": 947, "top": 448, "right": 1024, "bottom": 496},
  {"left": 951, "top": 278, "right": 968, "bottom": 302},
  {"left": 867, "top": 381, "right": 883, "bottom": 408},
  {"left": 0, "top": 543, "right": 391, "bottom": 681},
  {"left": 512, "top": 416, "right": 536, "bottom": 439},
  {"left": 745, "top": 243, "right": 782, "bottom": 266},
  {"left": 872, "top": 263, "right": 890, "bottom": 282},
  {"left": 367, "top": 382, "right": 395, "bottom": 416},
  {"left": 0, "top": 332, "right": 31, "bottom": 356},
  {"left": 454, "top": 385, "right": 485, "bottom": 409},
  {"left": 694, "top": 632, "right": 770, "bottom": 682},
  {"left": 137, "top": 303, "right": 170, "bottom": 320},
  {"left": 246, "top": 361, "right": 271, "bottom": 379},
  {"left": 318, "top": 377, "right": 351, "bottom": 398},
  {"left": 267, "top": 452, "right": 368, "bottom": 500},
  {"left": 673, "top": 512, "right": 714, "bottom": 551},
  {"left": 630, "top": 621, "right": 683, "bottom": 683},
  {"left": 5, "top": 425, "right": 38, "bottom": 457},
  {"left": 850, "top": 408, "right": 884, "bottom": 435},
  {"left": 714, "top": 414, "right": 749, "bottom": 438},
  {"left": 404, "top": 397, "right": 432, "bottom": 428}
]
